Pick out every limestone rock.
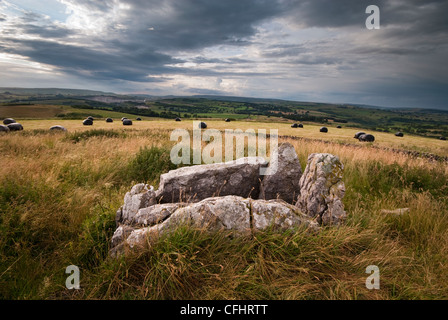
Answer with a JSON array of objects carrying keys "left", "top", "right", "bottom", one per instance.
[
  {"left": 110, "top": 195, "right": 318, "bottom": 256},
  {"left": 156, "top": 157, "right": 268, "bottom": 203},
  {"left": 251, "top": 199, "right": 317, "bottom": 231},
  {"left": 131, "top": 203, "right": 183, "bottom": 226},
  {"left": 296, "top": 153, "right": 346, "bottom": 225},
  {"left": 259, "top": 142, "right": 302, "bottom": 204},
  {"left": 118, "top": 184, "right": 157, "bottom": 224}
]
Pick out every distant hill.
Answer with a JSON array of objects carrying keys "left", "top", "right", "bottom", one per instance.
[{"left": 0, "top": 87, "right": 115, "bottom": 96}]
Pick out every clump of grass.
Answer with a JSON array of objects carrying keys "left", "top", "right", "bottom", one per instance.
[
  {"left": 65, "top": 129, "right": 126, "bottom": 143},
  {"left": 126, "top": 146, "right": 179, "bottom": 186}
]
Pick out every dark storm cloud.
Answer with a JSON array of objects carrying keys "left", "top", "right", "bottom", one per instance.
[
  {"left": 1, "top": 37, "right": 178, "bottom": 81},
  {"left": 0, "top": 0, "right": 447, "bottom": 109}
]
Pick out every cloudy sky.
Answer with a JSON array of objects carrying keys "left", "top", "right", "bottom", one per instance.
[{"left": 0, "top": 0, "right": 447, "bottom": 109}]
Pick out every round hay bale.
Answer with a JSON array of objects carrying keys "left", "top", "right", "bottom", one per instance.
[
  {"left": 225, "top": 118, "right": 231, "bottom": 122},
  {"left": 336, "top": 125, "right": 342, "bottom": 129},
  {"left": 320, "top": 126, "right": 328, "bottom": 133},
  {"left": 354, "top": 132, "right": 366, "bottom": 139},
  {"left": 123, "top": 119, "right": 133, "bottom": 126},
  {"left": 136, "top": 117, "right": 142, "bottom": 121},
  {"left": 3, "top": 118, "right": 16, "bottom": 125},
  {"left": 199, "top": 122, "right": 207, "bottom": 129},
  {"left": 50, "top": 125, "right": 67, "bottom": 132},
  {"left": 358, "top": 133, "right": 375, "bottom": 142},
  {"left": 106, "top": 118, "right": 113, "bottom": 122},
  {"left": 175, "top": 117, "right": 181, "bottom": 121},
  {"left": 395, "top": 132, "right": 404, "bottom": 137},
  {"left": 291, "top": 123, "right": 298, "bottom": 128},
  {"left": 121, "top": 117, "right": 128, "bottom": 122},
  {"left": 298, "top": 123, "right": 303, "bottom": 128},
  {"left": 87, "top": 116, "right": 94, "bottom": 121},
  {"left": 440, "top": 136, "right": 446, "bottom": 141},
  {"left": 0, "top": 124, "right": 10, "bottom": 133},
  {"left": 83, "top": 119, "right": 93, "bottom": 126},
  {"left": 7, "top": 123, "right": 23, "bottom": 131}
]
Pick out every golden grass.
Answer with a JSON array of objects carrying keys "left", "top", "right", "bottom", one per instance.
[
  {"left": 15, "top": 119, "right": 448, "bottom": 158},
  {"left": 0, "top": 123, "right": 447, "bottom": 300}
]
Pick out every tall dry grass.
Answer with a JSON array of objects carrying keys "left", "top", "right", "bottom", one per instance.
[{"left": 0, "top": 128, "right": 447, "bottom": 299}]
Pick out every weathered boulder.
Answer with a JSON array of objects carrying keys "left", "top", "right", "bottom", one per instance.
[
  {"left": 259, "top": 143, "right": 302, "bottom": 204},
  {"left": 115, "top": 184, "right": 157, "bottom": 225},
  {"left": 50, "top": 125, "right": 67, "bottom": 132},
  {"left": 110, "top": 195, "right": 319, "bottom": 256},
  {"left": 3, "top": 118, "right": 16, "bottom": 125},
  {"left": 156, "top": 157, "right": 268, "bottom": 203},
  {"left": 131, "top": 203, "right": 183, "bottom": 226},
  {"left": 296, "top": 153, "right": 346, "bottom": 225},
  {"left": 7, "top": 123, "right": 23, "bottom": 131},
  {"left": 0, "top": 124, "right": 9, "bottom": 133}
]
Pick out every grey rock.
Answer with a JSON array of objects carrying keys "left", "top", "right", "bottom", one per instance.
[
  {"left": 111, "top": 195, "right": 318, "bottom": 255},
  {"left": 119, "top": 184, "right": 157, "bottom": 224},
  {"left": 156, "top": 157, "right": 268, "bottom": 203},
  {"left": 259, "top": 142, "right": 302, "bottom": 204},
  {"left": 131, "top": 203, "right": 183, "bottom": 226},
  {"left": 252, "top": 199, "right": 317, "bottom": 231},
  {"left": 296, "top": 153, "right": 346, "bottom": 225}
]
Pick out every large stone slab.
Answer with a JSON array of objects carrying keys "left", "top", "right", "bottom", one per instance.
[
  {"left": 296, "top": 153, "right": 346, "bottom": 225},
  {"left": 259, "top": 142, "right": 302, "bottom": 204},
  {"left": 155, "top": 157, "right": 268, "bottom": 203},
  {"left": 110, "top": 195, "right": 319, "bottom": 256}
]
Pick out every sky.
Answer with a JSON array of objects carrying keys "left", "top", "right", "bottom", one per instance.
[{"left": 0, "top": 0, "right": 447, "bottom": 109}]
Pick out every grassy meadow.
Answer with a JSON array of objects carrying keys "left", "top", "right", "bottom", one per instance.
[{"left": 0, "top": 118, "right": 447, "bottom": 299}]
